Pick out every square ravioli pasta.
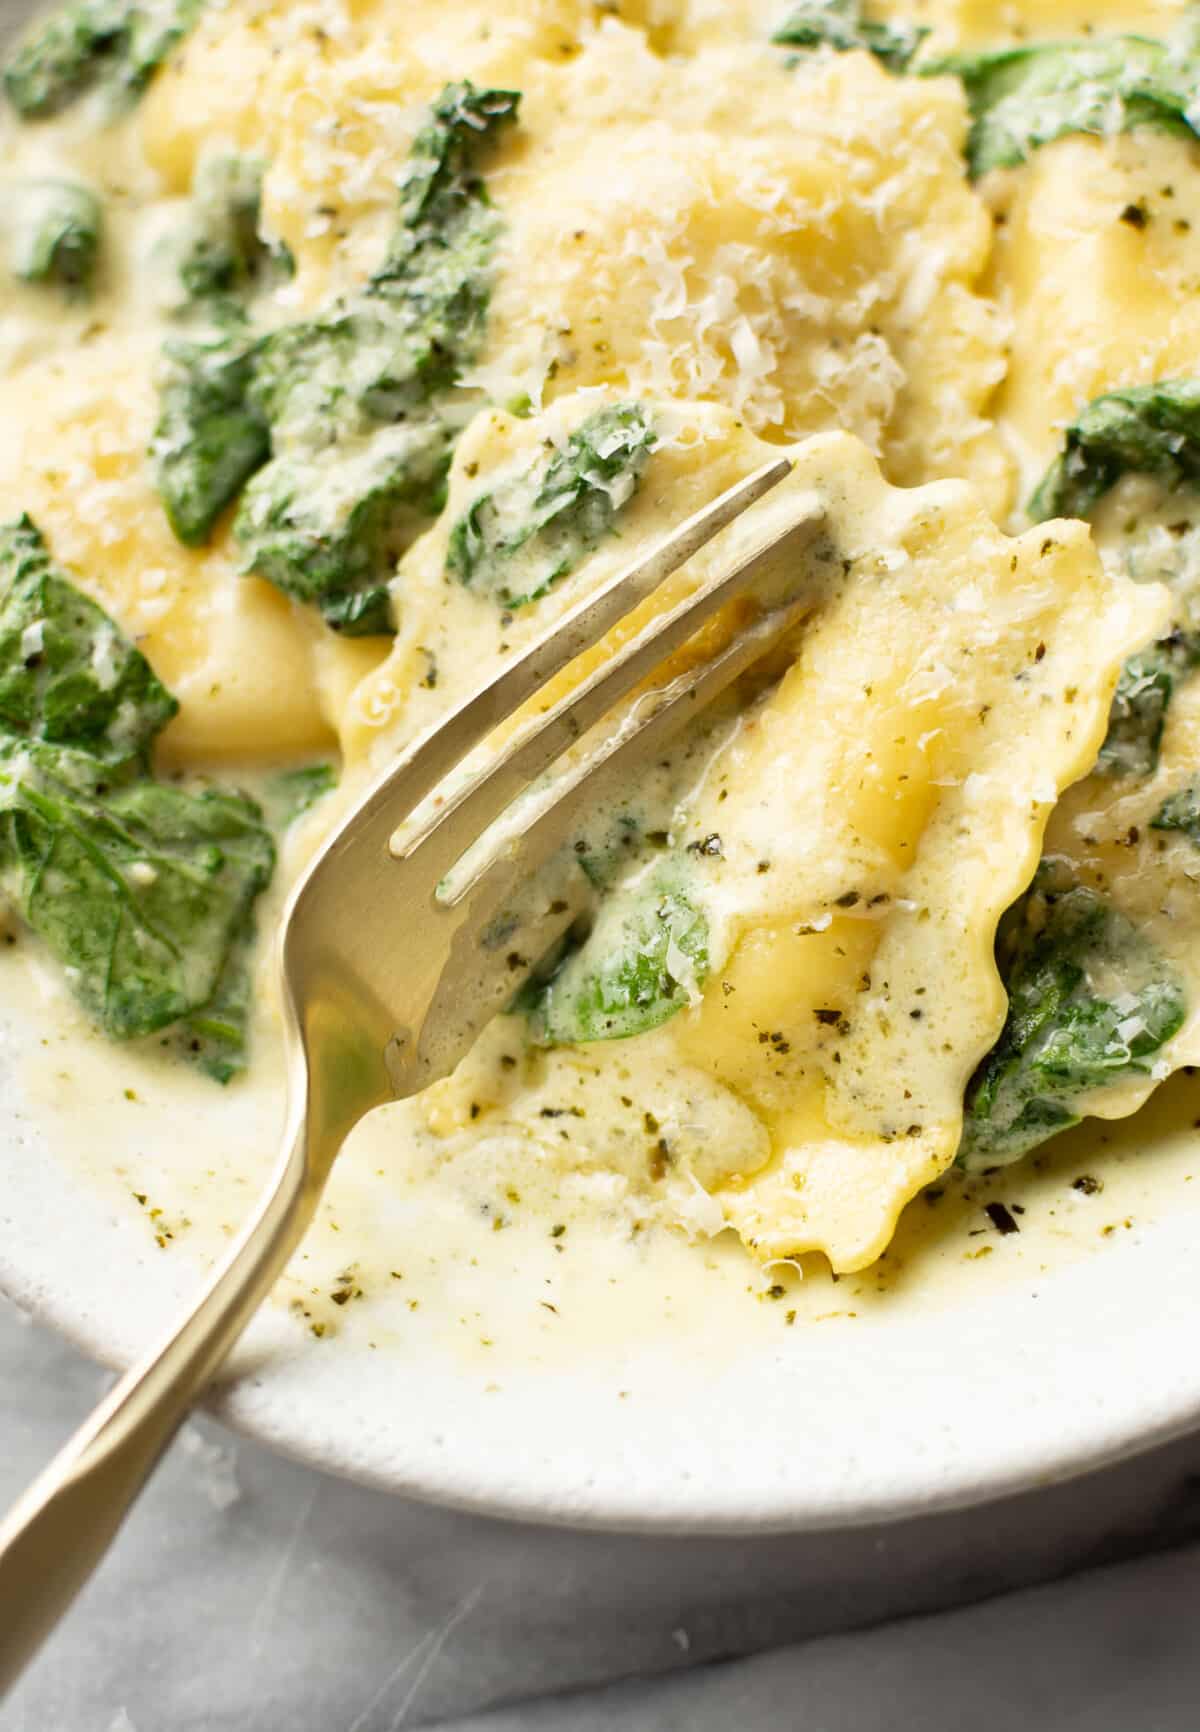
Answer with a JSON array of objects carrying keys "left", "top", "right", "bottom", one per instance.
[
  {"left": 391, "top": 402, "right": 1162, "bottom": 1272},
  {"left": 140, "top": 5, "right": 1010, "bottom": 510}
]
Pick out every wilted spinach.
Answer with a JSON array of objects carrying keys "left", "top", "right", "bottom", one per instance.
[
  {"left": 233, "top": 80, "right": 520, "bottom": 634},
  {"left": 527, "top": 870, "right": 709, "bottom": 1045},
  {"left": 927, "top": 34, "right": 1200, "bottom": 178},
  {"left": 149, "top": 153, "right": 292, "bottom": 546},
  {"left": 772, "top": 0, "right": 927, "bottom": 73},
  {"left": 1030, "top": 380, "right": 1200, "bottom": 524},
  {"left": 0, "top": 516, "right": 275, "bottom": 1077},
  {"left": 3, "top": 0, "right": 205, "bottom": 118},
  {"left": 152, "top": 337, "right": 270, "bottom": 548},
  {"left": 446, "top": 403, "right": 656, "bottom": 607},
  {"left": 9, "top": 178, "right": 101, "bottom": 291},
  {"left": 960, "top": 859, "right": 1185, "bottom": 1167},
  {"left": 1095, "top": 630, "right": 1200, "bottom": 779}
]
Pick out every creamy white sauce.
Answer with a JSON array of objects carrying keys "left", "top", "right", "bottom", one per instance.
[{"left": 9, "top": 912, "right": 1200, "bottom": 1373}]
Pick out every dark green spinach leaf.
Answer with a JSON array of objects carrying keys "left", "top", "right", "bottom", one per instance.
[
  {"left": 0, "top": 515, "right": 176, "bottom": 765},
  {"left": 149, "top": 153, "right": 294, "bottom": 545},
  {"left": 1030, "top": 379, "right": 1200, "bottom": 523},
  {"left": 234, "top": 80, "right": 519, "bottom": 634},
  {"left": 173, "top": 153, "right": 292, "bottom": 311},
  {"left": 151, "top": 336, "right": 270, "bottom": 547},
  {"left": 528, "top": 871, "right": 709, "bottom": 1045},
  {"left": 233, "top": 394, "right": 455, "bottom": 635},
  {"left": 0, "top": 744, "right": 273, "bottom": 1040},
  {"left": 1096, "top": 630, "right": 1200, "bottom": 778},
  {"left": 960, "top": 858, "right": 1185, "bottom": 1167},
  {"left": 1027, "top": 382, "right": 1200, "bottom": 780},
  {"left": 927, "top": 36, "right": 1200, "bottom": 178},
  {"left": 446, "top": 403, "right": 656, "bottom": 608},
  {"left": 0, "top": 516, "right": 275, "bottom": 1074},
  {"left": 772, "top": 0, "right": 927, "bottom": 73},
  {"left": 10, "top": 178, "right": 101, "bottom": 291},
  {"left": 166, "top": 755, "right": 334, "bottom": 1081},
  {"left": 172, "top": 905, "right": 257, "bottom": 1084},
  {"left": 1150, "top": 779, "right": 1200, "bottom": 843},
  {"left": 372, "top": 79, "right": 520, "bottom": 314},
  {"left": 4, "top": 0, "right": 205, "bottom": 118}
]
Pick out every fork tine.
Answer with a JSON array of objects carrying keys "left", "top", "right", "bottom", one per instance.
[
  {"left": 392, "top": 508, "right": 823, "bottom": 878},
  {"left": 402, "top": 866, "right": 593, "bottom": 1082},
  {"left": 405, "top": 591, "right": 812, "bottom": 1081},
  {"left": 446, "top": 585, "right": 813, "bottom": 919},
  {"left": 343, "top": 456, "right": 793, "bottom": 840}
]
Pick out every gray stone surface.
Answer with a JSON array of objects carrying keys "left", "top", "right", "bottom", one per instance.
[
  {"left": 450, "top": 1543, "right": 1200, "bottom": 1731},
  {"left": 2, "top": 1294, "right": 1200, "bottom": 1730}
]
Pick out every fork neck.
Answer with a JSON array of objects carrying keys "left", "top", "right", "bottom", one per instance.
[{"left": 284, "top": 983, "right": 397, "bottom": 1187}]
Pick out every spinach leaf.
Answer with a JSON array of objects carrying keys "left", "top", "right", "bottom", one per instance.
[
  {"left": 233, "top": 390, "right": 455, "bottom": 635},
  {"left": 772, "top": 0, "right": 927, "bottom": 73},
  {"left": 446, "top": 403, "right": 657, "bottom": 607},
  {"left": 155, "top": 758, "right": 334, "bottom": 1083},
  {"left": 960, "top": 858, "right": 1186, "bottom": 1167},
  {"left": 173, "top": 905, "right": 257, "bottom": 1083},
  {"left": 233, "top": 80, "right": 519, "bottom": 634},
  {"left": 9, "top": 179, "right": 101, "bottom": 292},
  {"left": 927, "top": 36, "right": 1200, "bottom": 178},
  {"left": 528, "top": 871, "right": 709, "bottom": 1045},
  {"left": 0, "top": 516, "right": 275, "bottom": 1070},
  {"left": 0, "top": 515, "right": 176, "bottom": 765},
  {"left": 262, "top": 761, "right": 337, "bottom": 829},
  {"left": 173, "top": 153, "right": 292, "bottom": 311},
  {"left": 0, "top": 744, "right": 272, "bottom": 1039},
  {"left": 1150, "top": 780, "right": 1200, "bottom": 843},
  {"left": 1027, "top": 383, "right": 1200, "bottom": 779},
  {"left": 3, "top": 0, "right": 204, "bottom": 119},
  {"left": 1096, "top": 630, "right": 1200, "bottom": 778},
  {"left": 149, "top": 154, "right": 293, "bottom": 545},
  {"left": 372, "top": 79, "right": 520, "bottom": 314},
  {"left": 151, "top": 336, "right": 270, "bottom": 547},
  {"left": 1030, "top": 379, "right": 1200, "bottom": 523}
]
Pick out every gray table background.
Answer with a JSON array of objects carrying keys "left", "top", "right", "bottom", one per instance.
[{"left": 4, "top": 1292, "right": 1200, "bottom": 1731}]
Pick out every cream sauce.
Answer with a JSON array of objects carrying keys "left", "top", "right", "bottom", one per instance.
[{"left": 11, "top": 929, "right": 1200, "bottom": 1370}]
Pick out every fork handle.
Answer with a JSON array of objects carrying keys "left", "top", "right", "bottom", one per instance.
[{"left": 0, "top": 1098, "right": 319, "bottom": 1696}]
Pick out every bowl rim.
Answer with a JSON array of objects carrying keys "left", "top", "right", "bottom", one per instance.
[
  {"left": 5, "top": 1089, "right": 1199, "bottom": 1538},
  {"left": 11, "top": 1260, "right": 1200, "bottom": 1535}
]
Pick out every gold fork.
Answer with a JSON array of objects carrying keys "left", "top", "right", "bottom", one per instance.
[{"left": 0, "top": 453, "right": 821, "bottom": 1690}]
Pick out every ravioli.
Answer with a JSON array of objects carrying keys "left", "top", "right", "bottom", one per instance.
[
  {"left": 0, "top": 0, "right": 1193, "bottom": 1269},
  {"left": 988, "top": 128, "right": 1200, "bottom": 489},
  {"left": 684, "top": 445, "right": 1159, "bottom": 1265},
  {"left": 411, "top": 412, "right": 1159, "bottom": 1271},
  {"left": 478, "top": 31, "right": 1009, "bottom": 513},
  {"left": 984, "top": 476, "right": 1200, "bottom": 1141},
  {"left": 0, "top": 2, "right": 1009, "bottom": 755},
  {"left": 149, "top": 9, "right": 1011, "bottom": 504}
]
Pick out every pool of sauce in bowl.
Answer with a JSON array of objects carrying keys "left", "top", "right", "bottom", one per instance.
[{"left": 8, "top": 920, "right": 1200, "bottom": 1383}]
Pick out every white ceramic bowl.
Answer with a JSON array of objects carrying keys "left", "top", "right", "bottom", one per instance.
[
  {"left": 3, "top": 959, "right": 1200, "bottom": 1533},
  {"left": 2, "top": 0, "right": 1200, "bottom": 1533}
]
